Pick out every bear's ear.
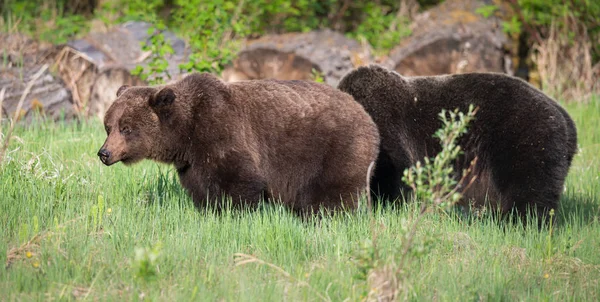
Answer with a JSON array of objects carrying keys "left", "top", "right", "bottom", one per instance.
[
  {"left": 116, "top": 85, "right": 130, "bottom": 97},
  {"left": 149, "top": 87, "right": 176, "bottom": 110}
]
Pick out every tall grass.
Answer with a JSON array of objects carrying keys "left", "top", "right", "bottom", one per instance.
[{"left": 1, "top": 98, "right": 599, "bottom": 301}]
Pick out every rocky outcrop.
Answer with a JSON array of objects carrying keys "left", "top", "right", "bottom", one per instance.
[
  {"left": 384, "top": 0, "right": 515, "bottom": 76},
  {"left": 0, "top": 21, "right": 189, "bottom": 122},
  {"left": 222, "top": 29, "right": 372, "bottom": 87}
]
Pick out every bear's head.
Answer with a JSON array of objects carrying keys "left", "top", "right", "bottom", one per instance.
[
  {"left": 97, "top": 72, "right": 228, "bottom": 167},
  {"left": 97, "top": 83, "right": 189, "bottom": 166}
]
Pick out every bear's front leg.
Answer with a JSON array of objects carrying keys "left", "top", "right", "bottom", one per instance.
[
  {"left": 219, "top": 178, "right": 268, "bottom": 210},
  {"left": 176, "top": 165, "right": 219, "bottom": 210},
  {"left": 215, "top": 152, "right": 268, "bottom": 210}
]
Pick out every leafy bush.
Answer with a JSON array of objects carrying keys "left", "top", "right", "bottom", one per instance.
[
  {"left": 506, "top": 0, "right": 600, "bottom": 63},
  {"left": 1, "top": 0, "right": 90, "bottom": 43},
  {"left": 352, "top": 105, "right": 478, "bottom": 300},
  {"left": 347, "top": 2, "right": 412, "bottom": 52},
  {"left": 130, "top": 21, "right": 174, "bottom": 85},
  {"left": 170, "top": 0, "right": 252, "bottom": 74}
]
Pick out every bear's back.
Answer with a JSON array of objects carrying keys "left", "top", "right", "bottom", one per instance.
[
  {"left": 229, "top": 79, "right": 354, "bottom": 108},
  {"left": 218, "top": 78, "right": 380, "bottom": 209},
  {"left": 227, "top": 79, "right": 372, "bottom": 126}
]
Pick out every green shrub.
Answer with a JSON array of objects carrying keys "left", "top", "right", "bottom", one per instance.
[
  {"left": 1, "top": 0, "right": 90, "bottom": 43},
  {"left": 503, "top": 0, "right": 600, "bottom": 63},
  {"left": 347, "top": 2, "right": 412, "bottom": 52}
]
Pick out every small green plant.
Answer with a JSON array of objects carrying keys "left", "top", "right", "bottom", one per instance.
[
  {"left": 132, "top": 242, "right": 163, "bottom": 282},
  {"left": 130, "top": 22, "right": 174, "bottom": 85},
  {"left": 131, "top": 22, "right": 173, "bottom": 85},
  {"left": 475, "top": 4, "right": 498, "bottom": 18},
  {"left": 89, "top": 194, "right": 105, "bottom": 231},
  {"left": 97, "top": 0, "right": 165, "bottom": 24},
  {"left": 172, "top": 0, "right": 249, "bottom": 75},
  {"left": 354, "top": 105, "right": 478, "bottom": 300},
  {"left": 310, "top": 68, "right": 324, "bottom": 83},
  {"left": 402, "top": 104, "right": 478, "bottom": 209},
  {"left": 348, "top": 2, "right": 412, "bottom": 52},
  {"left": 352, "top": 237, "right": 378, "bottom": 282},
  {"left": 502, "top": 15, "right": 523, "bottom": 36},
  {"left": 475, "top": 4, "right": 499, "bottom": 18}
]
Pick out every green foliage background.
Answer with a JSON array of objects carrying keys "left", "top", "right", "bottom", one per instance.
[{"left": 2, "top": 0, "right": 599, "bottom": 78}]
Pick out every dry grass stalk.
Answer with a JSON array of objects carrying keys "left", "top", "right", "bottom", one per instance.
[
  {"left": 0, "top": 64, "right": 48, "bottom": 165},
  {"left": 366, "top": 264, "right": 406, "bottom": 302},
  {"left": 5, "top": 233, "right": 43, "bottom": 269},
  {"left": 5, "top": 216, "right": 83, "bottom": 269},
  {"left": 365, "top": 160, "right": 375, "bottom": 212},
  {"left": 71, "top": 286, "right": 92, "bottom": 299},
  {"left": 233, "top": 253, "right": 330, "bottom": 302},
  {"left": 351, "top": 35, "right": 373, "bottom": 67},
  {"left": 533, "top": 17, "right": 599, "bottom": 102},
  {"left": 0, "top": 87, "right": 5, "bottom": 136}
]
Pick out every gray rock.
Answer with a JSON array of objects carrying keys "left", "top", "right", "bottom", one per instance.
[
  {"left": 383, "top": 0, "right": 514, "bottom": 76},
  {"left": 222, "top": 29, "right": 373, "bottom": 87},
  {"left": 0, "top": 66, "right": 76, "bottom": 122}
]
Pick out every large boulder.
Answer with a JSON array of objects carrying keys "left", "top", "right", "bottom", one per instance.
[
  {"left": 1, "top": 66, "right": 76, "bottom": 122},
  {"left": 65, "top": 21, "right": 188, "bottom": 81},
  {"left": 383, "top": 0, "right": 515, "bottom": 76},
  {"left": 1, "top": 22, "right": 189, "bottom": 122},
  {"left": 58, "top": 21, "right": 189, "bottom": 119},
  {"left": 222, "top": 29, "right": 373, "bottom": 87},
  {"left": 0, "top": 34, "right": 76, "bottom": 122}
]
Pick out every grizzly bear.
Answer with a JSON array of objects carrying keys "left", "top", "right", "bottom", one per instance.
[
  {"left": 337, "top": 65, "right": 577, "bottom": 221},
  {"left": 97, "top": 72, "right": 379, "bottom": 215}
]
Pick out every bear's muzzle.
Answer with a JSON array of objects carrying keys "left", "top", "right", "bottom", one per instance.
[{"left": 97, "top": 148, "right": 113, "bottom": 166}]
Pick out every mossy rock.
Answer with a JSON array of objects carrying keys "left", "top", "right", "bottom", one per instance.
[
  {"left": 383, "top": 0, "right": 518, "bottom": 76},
  {"left": 222, "top": 29, "right": 373, "bottom": 87}
]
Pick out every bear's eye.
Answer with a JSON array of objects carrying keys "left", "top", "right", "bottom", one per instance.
[
  {"left": 120, "top": 126, "right": 132, "bottom": 135},
  {"left": 105, "top": 126, "right": 111, "bottom": 134}
]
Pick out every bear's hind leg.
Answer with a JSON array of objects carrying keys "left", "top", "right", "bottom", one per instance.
[
  {"left": 371, "top": 151, "right": 411, "bottom": 205},
  {"left": 493, "top": 160, "right": 566, "bottom": 227}
]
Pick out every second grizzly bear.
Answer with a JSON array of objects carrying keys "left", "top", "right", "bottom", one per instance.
[
  {"left": 97, "top": 73, "right": 379, "bottom": 214},
  {"left": 338, "top": 65, "right": 577, "bottom": 220}
]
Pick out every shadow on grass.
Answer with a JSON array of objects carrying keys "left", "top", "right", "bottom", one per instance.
[
  {"left": 136, "top": 165, "right": 190, "bottom": 210},
  {"left": 134, "top": 168, "right": 598, "bottom": 231},
  {"left": 557, "top": 192, "right": 600, "bottom": 227}
]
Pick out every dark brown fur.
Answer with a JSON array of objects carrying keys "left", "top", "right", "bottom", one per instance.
[
  {"left": 97, "top": 72, "right": 379, "bottom": 215},
  {"left": 337, "top": 65, "right": 577, "bottom": 222}
]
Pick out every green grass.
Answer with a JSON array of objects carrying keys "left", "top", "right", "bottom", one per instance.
[{"left": 1, "top": 99, "right": 599, "bottom": 301}]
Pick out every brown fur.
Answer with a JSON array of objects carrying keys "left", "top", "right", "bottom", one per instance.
[
  {"left": 338, "top": 65, "right": 578, "bottom": 223},
  {"left": 97, "top": 72, "right": 379, "bottom": 215}
]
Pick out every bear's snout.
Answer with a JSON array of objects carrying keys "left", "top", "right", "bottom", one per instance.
[{"left": 97, "top": 148, "right": 112, "bottom": 165}]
